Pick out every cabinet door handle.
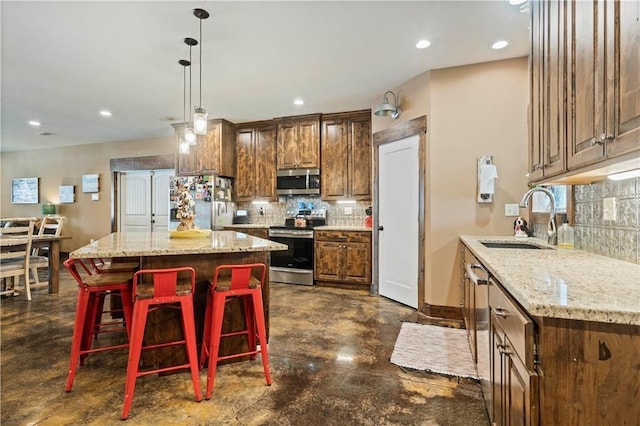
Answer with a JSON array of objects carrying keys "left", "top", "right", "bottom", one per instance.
[
  {"left": 465, "top": 263, "right": 488, "bottom": 285},
  {"left": 492, "top": 306, "right": 509, "bottom": 318},
  {"left": 532, "top": 163, "right": 543, "bottom": 171},
  {"left": 497, "top": 344, "right": 512, "bottom": 355}
]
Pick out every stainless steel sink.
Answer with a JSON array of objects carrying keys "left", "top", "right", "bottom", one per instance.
[{"left": 480, "top": 241, "right": 551, "bottom": 249}]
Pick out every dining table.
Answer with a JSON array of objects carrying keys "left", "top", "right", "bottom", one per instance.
[{"left": 1, "top": 217, "right": 70, "bottom": 293}]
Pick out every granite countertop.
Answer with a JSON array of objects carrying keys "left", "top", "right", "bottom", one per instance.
[
  {"left": 460, "top": 235, "right": 640, "bottom": 326},
  {"left": 314, "top": 226, "right": 373, "bottom": 232},
  {"left": 70, "top": 231, "right": 288, "bottom": 259}
]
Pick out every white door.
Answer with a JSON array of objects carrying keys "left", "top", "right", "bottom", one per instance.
[
  {"left": 150, "top": 170, "right": 172, "bottom": 233},
  {"left": 119, "top": 170, "right": 173, "bottom": 232},
  {"left": 378, "top": 134, "right": 419, "bottom": 308}
]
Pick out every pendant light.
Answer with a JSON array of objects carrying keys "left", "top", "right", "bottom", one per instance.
[
  {"left": 192, "top": 8, "right": 209, "bottom": 135},
  {"left": 179, "top": 59, "right": 191, "bottom": 154},
  {"left": 184, "top": 37, "right": 198, "bottom": 145}
]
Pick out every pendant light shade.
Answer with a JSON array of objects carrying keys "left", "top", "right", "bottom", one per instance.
[
  {"left": 193, "top": 107, "right": 208, "bottom": 134},
  {"left": 193, "top": 8, "right": 210, "bottom": 135},
  {"left": 374, "top": 91, "right": 401, "bottom": 119}
]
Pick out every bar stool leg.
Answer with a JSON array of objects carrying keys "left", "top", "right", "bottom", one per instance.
[
  {"left": 121, "top": 300, "right": 149, "bottom": 420},
  {"left": 243, "top": 296, "right": 257, "bottom": 360},
  {"left": 252, "top": 293, "right": 272, "bottom": 385},
  {"left": 199, "top": 291, "right": 213, "bottom": 370},
  {"left": 205, "top": 293, "right": 227, "bottom": 400},
  {"left": 180, "top": 299, "right": 202, "bottom": 402},
  {"left": 66, "top": 288, "right": 90, "bottom": 392}
]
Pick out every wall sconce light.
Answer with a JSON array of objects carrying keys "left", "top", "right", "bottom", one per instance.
[
  {"left": 193, "top": 8, "right": 209, "bottom": 135},
  {"left": 42, "top": 203, "right": 57, "bottom": 216},
  {"left": 374, "top": 91, "right": 401, "bottom": 119}
]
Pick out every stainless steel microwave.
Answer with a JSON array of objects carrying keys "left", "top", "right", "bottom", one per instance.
[{"left": 276, "top": 168, "right": 320, "bottom": 195}]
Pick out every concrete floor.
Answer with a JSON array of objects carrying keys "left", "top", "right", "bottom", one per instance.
[{"left": 1, "top": 270, "right": 489, "bottom": 425}]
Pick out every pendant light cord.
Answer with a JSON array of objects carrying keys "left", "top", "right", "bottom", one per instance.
[
  {"left": 198, "top": 17, "right": 203, "bottom": 108},
  {"left": 188, "top": 45, "right": 193, "bottom": 124}
]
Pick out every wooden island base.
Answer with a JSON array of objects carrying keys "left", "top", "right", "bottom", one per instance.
[{"left": 139, "top": 251, "right": 270, "bottom": 370}]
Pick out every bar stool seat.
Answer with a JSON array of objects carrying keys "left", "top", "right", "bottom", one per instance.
[
  {"left": 89, "top": 258, "right": 140, "bottom": 274},
  {"left": 63, "top": 259, "right": 134, "bottom": 392},
  {"left": 121, "top": 267, "right": 201, "bottom": 420},
  {"left": 199, "top": 263, "right": 271, "bottom": 400}
]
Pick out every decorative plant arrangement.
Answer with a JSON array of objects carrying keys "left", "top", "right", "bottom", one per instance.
[{"left": 176, "top": 183, "right": 196, "bottom": 231}]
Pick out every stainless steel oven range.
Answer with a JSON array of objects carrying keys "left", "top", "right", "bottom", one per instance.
[{"left": 268, "top": 209, "right": 326, "bottom": 286}]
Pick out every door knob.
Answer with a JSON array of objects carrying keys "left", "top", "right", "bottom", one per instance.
[{"left": 378, "top": 226, "right": 384, "bottom": 231}]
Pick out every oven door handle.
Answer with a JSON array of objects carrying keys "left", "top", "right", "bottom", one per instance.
[{"left": 268, "top": 231, "right": 313, "bottom": 239}]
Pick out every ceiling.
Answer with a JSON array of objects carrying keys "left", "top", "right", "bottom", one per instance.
[{"left": 0, "top": 1, "right": 530, "bottom": 153}]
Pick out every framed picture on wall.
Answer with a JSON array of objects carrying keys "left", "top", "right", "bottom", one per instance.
[
  {"left": 82, "top": 174, "right": 99, "bottom": 193},
  {"left": 11, "top": 177, "right": 39, "bottom": 204},
  {"left": 59, "top": 185, "right": 75, "bottom": 203}
]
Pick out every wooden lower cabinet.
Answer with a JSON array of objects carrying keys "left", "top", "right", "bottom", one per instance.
[
  {"left": 314, "top": 230, "right": 371, "bottom": 287},
  {"left": 536, "top": 318, "right": 640, "bottom": 425},
  {"left": 489, "top": 278, "right": 538, "bottom": 426}
]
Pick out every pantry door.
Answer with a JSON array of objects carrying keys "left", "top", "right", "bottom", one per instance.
[
  {"left": 374, "top": 116, "right": 426, "bottom": 310},
  {"left": 378, "top": 135, "right": 419, "bottom": 308}
]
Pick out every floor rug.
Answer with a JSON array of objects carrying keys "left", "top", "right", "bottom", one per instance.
[{"left": 390, "top": 322, "right": 478, "bottom": 380}]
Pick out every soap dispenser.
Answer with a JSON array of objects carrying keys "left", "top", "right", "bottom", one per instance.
[{"left": 558, "top": 222, "right": 575, "bottom": 250}]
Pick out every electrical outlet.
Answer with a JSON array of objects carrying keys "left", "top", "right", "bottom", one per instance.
[
  {"left": 505, "top": 204, "right": 520, "bottom": 217},
  {"left": 603, "top": 197, "right": 616, "bottom": 221},
  {"left": 344, "top": 207, "right": 353, "bottom": 215}
]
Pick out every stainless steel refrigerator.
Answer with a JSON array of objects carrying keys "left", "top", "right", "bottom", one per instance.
[{"left": 169, "top": 175, "right": 235, "bottom": 230}]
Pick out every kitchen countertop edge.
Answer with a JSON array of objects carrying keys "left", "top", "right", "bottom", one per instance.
[
  {"left": 70, "top": 231, "right": 288, "bottom": 259},
  {"left": 460, "top": 235, "right": 640, "bottom": 326}
]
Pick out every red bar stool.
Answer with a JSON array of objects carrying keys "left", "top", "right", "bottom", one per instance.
[
  {"left": 199, "top": 263, "right": 271, "bottom": 400},
  {"left": 121, "top": 267, "right": 202, "bottom": 420},
  {"left": 63, "top": 258, "right": 134, "bottom": 392}
]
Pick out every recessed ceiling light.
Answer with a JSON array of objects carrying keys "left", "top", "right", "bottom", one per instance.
[
  {"left": 99, "top": 110, "right": 112, "bottom": 117},
  {"left": 28, "top": 120, "right": 41, "bottom": 126},
  {"left": 293, "top": 99, "right": 304, "bottom": 106},
  {"left": 491, "top": 40, "right": 509, "bottom": 50},
  {"left": 416, "top": 39, "right": 431, "bottom": 49},
  {"left": 509, "top": 0, "right": 527, "bottom": 5}
]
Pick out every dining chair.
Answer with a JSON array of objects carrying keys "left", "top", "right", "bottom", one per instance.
[
  {"left": 0, "top": 221, "right": 35, "bottom": 299},
  {"left": 29, "top": 217, "right": 65, "bottom": 289}
]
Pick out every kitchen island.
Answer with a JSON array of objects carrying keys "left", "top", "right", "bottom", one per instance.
[
  {"left": 460, "top": 235, "right": 640, "bottom": 425},
  {"left": 70, "top": 231, "right": 287, "bottom": 366}
]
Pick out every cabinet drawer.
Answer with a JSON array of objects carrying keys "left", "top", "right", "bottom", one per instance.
[
  {"left": 489, "top": 278, "right": 535, "bottom": 369},
  {"left": 315, "top": 230, "right": 371, "bottom": 243}
]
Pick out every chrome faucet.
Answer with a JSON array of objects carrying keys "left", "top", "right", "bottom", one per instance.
[{"left": 519, "top": 187, "right": 556, "bottom": 244}]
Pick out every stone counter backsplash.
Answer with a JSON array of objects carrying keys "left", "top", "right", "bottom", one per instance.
[{"left": 237, "top": 197, "right": 370, "bottom": 227}]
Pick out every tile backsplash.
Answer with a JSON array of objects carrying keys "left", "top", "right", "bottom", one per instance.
[
  {"left": 572, "top": 178, "right": 639, "bottom": 264},
  {"left": 237, "top": 196, "right": 371, "bottom": 227}
]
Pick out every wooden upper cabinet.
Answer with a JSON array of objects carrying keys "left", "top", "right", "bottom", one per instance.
[
  {"left": 529, "top": 0, "right": 566, "bottom": 182},
  {"left": 276, "top": 114, "right": 320, "bottom": 169},
  {"left": 199, "top": 119, "right": 236, "bottom": 177},
  {"left": 235, "top": 121, "right": 277, "bottom": 202},
  {"left": 173, "top": 119, "right": 236, "bottom": 176},
  {"left": 566, "top": 0, "right": 607, "bottom": 170},
  {"left": 321, "top": 110, "right": 371, "bottom": 200},
  {"left": 606, "top": 0, "right": 640, "bottom": 159},
  {"left": 530, "top": 0, "right": 639, "bottom": 183},
  {"left": 566, "top": 0, "right": 640, "bottom": 171}
]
